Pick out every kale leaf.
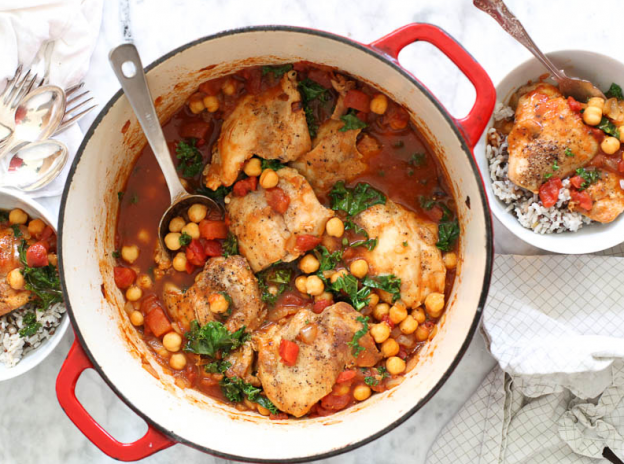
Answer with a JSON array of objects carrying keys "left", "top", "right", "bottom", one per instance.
[
  {"left": 176, "top": 139, "right": 204, "bottom": 178},
  {"left": 329, "top": 182, "right": 386, "bottom": 217},
  {"left": 179, "top": 232, "right": 192, "bottom": 247},
  {"left": 261, "top": 159, "right": 286, "bottom": 171},
  {"left": 605, "top": 83, "right": 624, "bottom": 100},
  {"left": 184, "top": 320, "right": 249, "bottom": 357},
  {"left": 347, "top": 316, "right": 369, "bottom": 357},
  {"left": 18, "top": 240, "right": 63, "bottom": 311},
  {"left": 257, "top": 266, "right": 292, "bottom": 306},
  {"left": 436, "top": 220, "right": 460, "bottom": 252},
  {"left": 222, "top": 232, "right": 239, "bottom": 258},
  {"left": 575, "top": 167, "right": 601, "bottom": 191},
  {"left": 362, "top": 275, "right": 401, "bottom": 303},
  {"left": 19, "top": 312, "right": 41, "bottom": 338},
  {"left": 339, "top": 114, "right": 367, "bottom": 132},
  {"left": 262, "top": 64, "right": 293, "bottom": 78},
  {"left": 220, "top": 376, "right": 279, "bottom": 414},
  {"left": 597, "top": 117, "right": 620, "bottom": 139}
]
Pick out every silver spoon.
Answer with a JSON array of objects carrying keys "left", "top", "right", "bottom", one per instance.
[
  {"left": 0, "top": 139, "right": 68, "bottom": 191},
  {"left": 0, "top": 85, "right": 66, "bottom": 159},
  {"left": 108, "top": 43, "right": 222, "bottom": 254},
  {"left": 474, "top": 0, "right": 605, "bottom": 101}
]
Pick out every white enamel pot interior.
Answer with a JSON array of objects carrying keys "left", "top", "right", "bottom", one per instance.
[{"left": 57, "top": 25, "right": 495, "bottom": 462}]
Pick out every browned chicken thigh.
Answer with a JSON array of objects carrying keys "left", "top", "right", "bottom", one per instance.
[
  {"left": 569, "top": 170, "right": 624, "bottom": 223},
  {"left": 507, "top": 83, "right": 599, "bottom": 193},
  {"left": 0, "top": 228, "right": 31, "bottom": 316}
]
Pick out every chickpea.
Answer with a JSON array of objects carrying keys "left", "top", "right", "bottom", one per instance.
[
  {"left": 188, "top": 204, "right": 208, "bottom": 223},
  {"left": 299, "top": 254, "right": 320, "bottom": 274},
  {"left": 295, "top": 275, "right": 308, "bottom": 293},
  {"left": 316, "top": 291, "right": 333, "bottom": 303},
  {"left": 137, "top": 229, "right": 150, "bottom": 244},
  {"left": 305, "top": 275, "right": 324, "bottom": 296},
  {"left": 130, "top": 310, "right": 144, "bottom": 326},
  {"left": 182, "top": 222, "right": 200, "bottom": 240},
  {"left": 169, "top": 353, "right": 187, "bottom": 370},
  {"left": 582, "top": 106, "right": 602, "bottom": 126},
  {"left": 7, "top": 268, "right": 24, "bottom": 290},
  {"left": 126, "top": 285, "right": 142, "bottom": 302},
  {"left": 386, "top": 356, "right": 406, "bottom": 375},
  {"left": 137, "top": 273, "right": 153, "bottom": 289},
  {"left": 370, "top": 94, "right": 388, "bottom": 115},
  {"left": 601, "top": 136, "right": 621, "bottom": 155},
  {"left": 222, "top": 79, "right": 236, "bottom": 96},
  {"left": 188, "top": 97, "right": 205, "bottom": 114},
  {"left": 9, "top": 208, "right": 28, "bottom": 225},
  {"left": 268, "top": 285, "right": 278, "bottom": 296},
  {"left": 443, "top": 252, "right": 457, "bottom": 270},
  {"left": 412, "top": 307, "right": 426, "bottom": 324},
  {"left": 370, "top": 322, "right": 390, "bottom": 344},
  {"left": 163, "top": 332, "right": 182, "bottom": 352},
  {"left": 389, "top": 302, "right": 408, "bottom": 325},
  {"left": 587, "top": 97, "right": 605, "bottom": 111},
  {"left": 350, "top": 259, "right": 369, "bottom": 279},
  {"left": 47, "top": 253, "right": 58, "bottom": 267},
  {"left": 164, "top": 232, "right": 182, "bottom": 251},
  {"left": 368, "top": 293, "right": 380, "bottom": 308},
  {"left": 373, "top": 303, "right": 390, "bottom": 321},
  {"left": 425, "top": 292, "right": 445, "bottom": 318},
  {"left": 121, "top": 245, "right": 140, "bottom": 264},
  {"left": 415, "top": 323, "right": 430, "bottom": 341},
  {"left": 334, "top": 383, "right": 350, "bottom": 396},
  {"left": 381, "top": 338, "right": 400, "bottom": 358},
  {"left": 400, "top": 315, "right": 418, "bottom": 334},
  {"left": 330, "top": 269, "right": 349, "bottom": 284},
  {"left": 209, "top": 292, "right": 230, "bottom": 314},
  {"left": 203, "top": 95, "right": 219, "bottom": 113},
  {"left": 244, "top": 158, "right": 262, "bottom": 177},
  {"left": 172, "top": 252, "right": 187, "bottom": 272},
  {"left": 619, "top": 127, "right": 624, "bottom": 144},
  {"left": 325, "top": 217, "right": 345, "bottom": 237},
  {"left": 27, "top": 219, "right": 45, "bottom": 236},
  {"left": 259, "top": 169, "right": 279, "bottom": 189},
  {"left": 257, "top": 404, "right": 271, "bottom": 416},
  {"left": 353, "top": 384, "right": 372, "bottom": 401}
]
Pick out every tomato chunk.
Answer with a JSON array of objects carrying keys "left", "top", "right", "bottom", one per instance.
[
  {"left": 295, "top": 234, "right": 321, "bottom": 252},
  {"left": 344, "top": 90, "right": 371, "bottom": 113},
  {"left": 240, "top": 68, "right": 263, "bottom": 95},
  {"left": 199, "top": 78, "right": 224, "bottom": 96},
  {"left": 144, "top": 306, "right": 172, "bottom": 337},
  {"left": 233, "top": 176, "right": 258, "bottom": 197},
  {"left": 114, "top": 266, "right": 136, "bottom": 289},
  {"left": 336, "top": 369, "right": 356, "bottom": 383},
  {"left": 570, "top": 176, "right": 584, "bottom": 189},
  {"left": 568, "top": 96, "right": 582, "bottom": 112},
  {"left": 265, "top": 187, "right": 290, "bottom": 214},
  {"left": 203, "top": 239, "right": 223, "bottom": 257},
  {"left": 186, "top": 239, "right": 207, "bottom": 266},
  {"left": 538, "top": 177, "right": 563, "bottom": 208},
  {"left": 199, "top": 220, "right": 228, "bottom": 240},
  {"left": 321, "top": 393, "right": 350, "bottom": 411},
  {"left": 571, "top": 189, "right": 593, "bottom": 210},
  {"left": 312, "top": 298, "right": 332, "bottom": 314},
  {"left": 279, "top": 339, "right": 299, "bottom": 366},
  {"left": 307, "top": 69, "right": 332, "bottom": 88},
  {"left": 25, "top": 242, "right": 49, "bottom": 268},
  {"left": 179, "top": 121, "right": 211, "bottom": 140},
  {"left": 619, "top": 158, "right": 624, "bottom": 173}
]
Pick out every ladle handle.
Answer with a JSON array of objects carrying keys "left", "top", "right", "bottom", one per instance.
[
  {"left": 109, "top": 44, "right": 187, "bottom": 203},
  {"left": 473, "top": 0, "right": 565, "bottom": 81}
]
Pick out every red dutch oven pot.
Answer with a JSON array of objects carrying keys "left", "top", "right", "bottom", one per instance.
[{"left": 56, "top": 24, "right": 495, "bottom": 462}]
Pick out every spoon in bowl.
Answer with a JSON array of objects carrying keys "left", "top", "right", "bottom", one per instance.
[
  {"left": 0, "top": 139, "right": 68, "bottom": 191},
  {"left": 108, "top": 43, "right": 222, "bottom": 255},
  {"left": 474, "top": 0, "right": 605, "bottom": 101}
]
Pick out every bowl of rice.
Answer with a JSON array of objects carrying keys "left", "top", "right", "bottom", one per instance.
[
  {"left": 475, "top": 50, "right": 624, "bottom": 254},
  {"left": 0, "top": 188, "right": 68, "bottom": 380}
]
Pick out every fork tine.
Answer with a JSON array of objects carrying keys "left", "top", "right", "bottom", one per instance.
[
  {"left": 65, "top": 82, "right": 85, "bottom": 97},
  {"left": 65, "top": 96, "right": 94, "bottom": 114},
  {"left": 11, "top": 74, "right": 38, "bottom": 109},
  {"left": 66, "top": 90, "right": 90, "bottom": 106},
  {"left": 1, "top": 65, "right": 23, "bottom": 103},
  {"left": 55, "top": 104, "right": 96, "bottom": 134},
  {"left": 5, "top": 69, "right": 31, "bottom": 107}
]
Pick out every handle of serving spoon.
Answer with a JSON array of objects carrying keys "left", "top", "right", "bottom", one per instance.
[
  {"left": 109, "top": 43, "right": 187, "bottom": 204},
  {"left": 474, "top": 0, "right": 566, "bottom": 82}
]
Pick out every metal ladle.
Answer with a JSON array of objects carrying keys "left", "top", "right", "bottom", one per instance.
[
  {"left": 0, "top": 139, "right": 68, "bottom": 191},
  {"left": 109, "top": 43, "right": 222, "bottom": 254}
]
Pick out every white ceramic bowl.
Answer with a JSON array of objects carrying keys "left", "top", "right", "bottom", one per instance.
[
  {"left": 475, "top": 50, "right": 624, "bottom": 254},
  {"left": 0, "top": 188, "right": 69, "bottom": 381}
]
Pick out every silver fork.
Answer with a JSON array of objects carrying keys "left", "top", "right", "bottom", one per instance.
[
  {"left": 55, "top": 82, "right": 96, "bottom": 134},
  {"left": 0, "top": 66, "right": 40, "bottom": 144}
]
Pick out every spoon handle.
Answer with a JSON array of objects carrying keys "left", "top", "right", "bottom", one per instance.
[
  {"left": 109, "top": 44, "right": 187, "bottom": 203},
  {"left": 474, "top": 0, "right": 565, "bottom": 81}
]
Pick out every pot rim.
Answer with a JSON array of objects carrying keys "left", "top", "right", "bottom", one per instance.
[{"left": 58, "top": 24, "right": 494, "bottom": 463}]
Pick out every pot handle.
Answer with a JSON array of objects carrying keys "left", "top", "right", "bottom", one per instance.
[
  {"left": 370, "top": 23, "right": 496, "bottom": 149},
  {"left": 56, "top": 339, "right": 175, "bottom": 461}
]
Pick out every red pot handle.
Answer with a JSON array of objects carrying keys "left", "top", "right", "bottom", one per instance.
[
  {"left": 56, "top": 339, "right": 175, "bottom": 461},
  {"left": 370, "top": 23, "right": 496, "bottom": 149}
]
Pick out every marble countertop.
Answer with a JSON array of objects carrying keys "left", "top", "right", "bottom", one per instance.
[{"left": 2, "top": 0, "right": 623, "bottom": 463}]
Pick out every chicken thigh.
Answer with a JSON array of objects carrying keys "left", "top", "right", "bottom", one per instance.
[
  {"left": 253, "top": 302, "right": 381, "bottom": 417},
  {"left": 353, "top": 200, "right": 446, "bottom": 308},
  {"left": 507, "top": 83, "right": 599, "bottom": 193},
  {"left": 0, "top": 228, "right": 31, "bottom": 316},
  {"left": 204, "top": 71, "right": 311, "bottom": 190},
  {"left": 569, "top": 170, "right": 624, "bottom": 223}
]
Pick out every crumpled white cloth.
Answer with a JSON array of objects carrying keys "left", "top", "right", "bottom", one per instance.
[
  {"left": 428, "top": 249, "right": 624, "bottom": 463},
  {"left": 0, "top": 0, "right": 103, "bottom": 197}
]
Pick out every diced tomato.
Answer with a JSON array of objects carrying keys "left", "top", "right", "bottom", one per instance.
[
  {"left": 312, "top": 298, "right": 332, "bottom": 314},
  {"left": 567, "top": 96, "right": 582, "bottom": 112},
  {"left": 40, "top": 226, "right": 54, "bottom": 242},
  {"left": 279, "top": 292, "right": 309, "bottom": 307},
  {"left": 199, "top": 78, "right": 224, "bottom": 96},
  {"left": 295, "top": 234, "right": 321, "bottom": 252},
  {"left": 426, "top": 205, "right": 444, "bottom": 222},
  {"left": 538, "top": 177, "right": 563, "bottom": 208},
  {"left": 179, "top": 121, "right": 211, "bottom": 140},
  {"left": 386, "top": 105, "right": 410, "bottom": 131},
  {"left": 203, "top": 239, "right": 223, "bottom": 257},
  {"left": 292, "top": 62, "right": 309, "bottom": 72},
  {"left": 279, "top": 339, "right": 299, "bottom": 366},
  {"left": 321, "top": 393, "right": 350, "bottom": 411},
  {"left": 144, "top": 306, "right": 172, "bottom": 337},
  {"left": 240, "top": 68, "right": 263, "bottom": 95},
  {"left": 185, "top": 261, "right": 195, "bottom": 274},
  {"left": 269, "top": 412, "right": 289, "bottom": 420},
  {"left": 199, "top": 220, "right": 228, "bottom": 240},
  {"left": 381, "top": 315, "right": 395, "bottom": 329},
  {"left": 186, "top": 239, "right": 207, "bottom": 266},
  {"left": 571, "top": 189, "right": 593, "bottom": 210},
  {"left": 589, "top": 127, "right": 605, "bottom": 143},
  {"left": 25, "top": 242, "right": 49, "bottom": 267},
  {"left": 307, "top": 68, "right": 332, "bottom": 88},
  {"left": 570, "top": 176, "right": 584, "bottom": 189},
  {"left": 8, "top": 156, "right": 23, "bottom": 171},
  {"left": 265, "top": 187, "right": 290, "bottom": 214},
  {"left": 619, "top": 158, "right": 624, "bottom": 173},
  {"left": 114, "top": 266, "right": 136, "bottom": 289},
  {"left": 344, "top": 90, "right": 371, "bottom": 113},
  {"left": 309, "top": 403, "right": 333, "bottom": 417},
  {"left": 232, "top": 176, "right": 258, "bottom": 197},
  {"left": 336, "top": 369, "right": 356, "bottom": 383}
]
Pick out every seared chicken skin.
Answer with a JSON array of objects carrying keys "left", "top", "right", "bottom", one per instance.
[
  {"left": 569, "top": 170, "right": 624, "bottom": 223},
  {"left": 353, "top": 200, "right": 446, "bottom": 308},
  {"left": 224, "top": 340, "right": 260, "bottom": 386},
  {"left": 162, "top": 256, "right": 265, "bottom": 332},
  {"left": 0, "top": 228, "right": 31, "bottom": 316},
  {"left": 204, "top": 71, "right": 311, "bottom": 190},
  {"left": 507, "top": 83, "right": 599, "bottom": 193},
  {"left": 253, "top": 302, "right": 381, "bottom": 417},
  {"left": 227, "top": 167, "right": 334, "bottom": 272}
]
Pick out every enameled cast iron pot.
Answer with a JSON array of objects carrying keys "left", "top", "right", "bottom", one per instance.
[{"left": 55, "top": 24, "right": 495, "bottom": 462}]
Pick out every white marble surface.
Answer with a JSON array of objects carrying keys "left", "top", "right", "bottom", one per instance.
[{"left": 1, "top": 0, "right": 623, "bottom": 463}]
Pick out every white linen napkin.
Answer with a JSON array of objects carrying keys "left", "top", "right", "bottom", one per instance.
[{"left": 0, "top": 0, "right": 103, "bottom": 197}]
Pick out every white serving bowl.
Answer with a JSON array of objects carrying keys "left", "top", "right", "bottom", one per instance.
[
  {"left": 475, "top": 50, "right": 624, "bottom": 254},
  {"left": 0, "top": 188, "right": 69, "bottom": 381}
]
